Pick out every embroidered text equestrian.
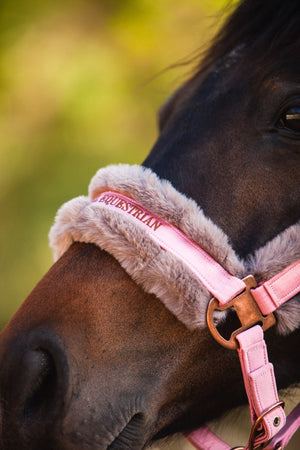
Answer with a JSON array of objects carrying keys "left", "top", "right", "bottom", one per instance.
[{"left": 96, "top": 192, "right": 163, "bottom": 231}]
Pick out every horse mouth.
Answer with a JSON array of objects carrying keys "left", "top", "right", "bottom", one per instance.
[{"left": 108, "top": 413, "right": 146, "bottom": 449}]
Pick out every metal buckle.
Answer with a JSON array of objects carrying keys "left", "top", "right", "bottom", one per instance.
[
  {"left": 207, "top": 275, "right": 276, "bottom": 350},
  {"left": 247, "top": 401, "right": 285, "bottom": 450},
  {"left": 230, "top": 401, "right": 285, "bottom": 450}
]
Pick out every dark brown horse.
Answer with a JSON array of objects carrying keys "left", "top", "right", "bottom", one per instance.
[{"left": 0, "top": 0, "right": 299, "bottom": 449}]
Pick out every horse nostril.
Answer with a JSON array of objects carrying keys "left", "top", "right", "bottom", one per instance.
[
  {"left": 0, "top": 332, "right": 68, "bottom": 447},
  {"left": 20, "top": 349, "right": 56, "bottom": 421}
]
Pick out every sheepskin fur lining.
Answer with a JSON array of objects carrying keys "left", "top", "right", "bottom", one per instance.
[{"left": 49, "top": 164, "right": 300, "bottom": 334}]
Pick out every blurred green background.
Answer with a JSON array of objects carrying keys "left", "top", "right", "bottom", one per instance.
[{"left": 0, "top": 0, "right": 229, "bottom": 328}]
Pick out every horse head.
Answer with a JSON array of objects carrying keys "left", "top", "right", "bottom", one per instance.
[{"left": 0, "top": 1, "right": 299, "bottom": 449}]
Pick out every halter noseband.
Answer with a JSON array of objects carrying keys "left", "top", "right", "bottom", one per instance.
[{"left": 94, "top": 190, "right": 300, "bottom": 450}]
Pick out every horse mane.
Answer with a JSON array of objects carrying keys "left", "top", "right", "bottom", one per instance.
[{"left": 199, "top": 0, "right": 300, "bottom": 77}]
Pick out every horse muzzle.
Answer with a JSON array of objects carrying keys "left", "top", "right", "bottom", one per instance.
[{"left": 0, "top": 325, "right": 158, "bottom": 450}]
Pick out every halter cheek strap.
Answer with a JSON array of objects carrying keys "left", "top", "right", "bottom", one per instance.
[
  {"left": 93, "top": 191, "right": 300, "bottom": 450},
  {"left": 251, "top": 261, "right": 300, "bottom": 315}
]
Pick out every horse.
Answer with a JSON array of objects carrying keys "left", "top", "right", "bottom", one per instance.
[{"left": 0, "top": 0, "right": 299, "bottom": 449}]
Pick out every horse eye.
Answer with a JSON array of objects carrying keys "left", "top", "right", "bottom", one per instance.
[{"left": 278, "top": 106, "right": 300, "bottom": 133}]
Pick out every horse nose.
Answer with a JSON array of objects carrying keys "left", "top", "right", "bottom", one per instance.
[
  {"left": 0, "top": 329, "right": 69, "bottom": 444},
  {"left": 18, "top": 348, "right": 58, "bottom": 419}
]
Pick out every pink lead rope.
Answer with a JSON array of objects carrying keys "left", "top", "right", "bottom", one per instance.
[{"left": 93, "top": 191, "right": 300, "bottom": 450}]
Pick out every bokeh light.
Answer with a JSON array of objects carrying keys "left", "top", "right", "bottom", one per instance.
[{"left": 1, "top": 0, "right": 230, "bottom": 327}]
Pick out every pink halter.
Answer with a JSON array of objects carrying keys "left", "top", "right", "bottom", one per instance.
[{"left": 94, "top": 191, "right": 300, "bottom": 450}]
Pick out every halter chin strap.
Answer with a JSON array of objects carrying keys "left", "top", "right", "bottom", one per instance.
[{"left": 92, "top": 191, "right": 300, "bottom": 450}]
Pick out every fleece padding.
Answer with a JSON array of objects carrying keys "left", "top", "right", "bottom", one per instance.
[{"left": 49, "top": 164, "right": 300, "bottom": 334}]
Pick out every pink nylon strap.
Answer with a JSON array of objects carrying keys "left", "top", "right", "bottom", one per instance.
[
  {"left": 186, "top": 427, "right": 231, "bottom": 450},
  {"left": 187, "top": 326, "right": 290, "bottom": 450},
  {"left": 265, "top": 404, "right": 300, "bottom": 450},
  {"left": 251, "top": 260, "right": 300, "bottom": 315},
  {"left": 187, "top": 406, "right": 300, "bottom": 450},
  {"left": 93, "top": 191, "right": 246, "bottom": 303},
  {"left": 236, "top": 326, "right": 286, "bottom": 446}
]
